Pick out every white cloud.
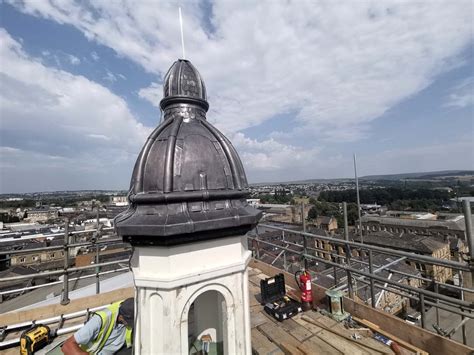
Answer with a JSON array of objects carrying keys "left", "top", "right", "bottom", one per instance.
[
  {"left": 138, "top": 82, "right": 162, "bottom": 108},
  {"left": 3, "top": 1, "right": 473, "bottom": 188},
  {"left": 0, "top": 29, "right": 151, "bottom": 192},
  {"left": 444, "top": 77, "right": 474, "bottom": 109},
  {"left": 67, "top": 54, "right": 80, "bottom": 65},
  {"left": 87, "top": 134, "right": 111, "bottom": 141},
  {"left": 232, "top": 132, "right": 321, "bottom": 171},
  {"left": 10, "top": 0, "right": 471, "bottom": 141},
  {"left": 90, "top": 51, "right": 100, "bottom": 61},
  {"left": 359, "top": 140, "right": 474, "bottom": 177},
  {"left": 103, "top": 70, "right": 117, "bottom": 82}
]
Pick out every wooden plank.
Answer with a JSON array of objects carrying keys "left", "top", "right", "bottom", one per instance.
[
  {"left": 293, "top": 315, "right": 324, "bottom": 335},
  {"left": 251, "top": 328, "right": 284, "bottom": 355},
  {"left": 353, "top": 317, "right": 428, "bottom": 355},
  {"left": 298, "top": 335, "right": 344, "bottom": 355},
  {"left": 279, "top": 318, "right": 313, "bottom": 342},
  {"left": 346, "top": 299, "right": 470, "bottom": 355},
  {"left": 248, "top": 261, "right": 473, "bottom": 355},
  {"left": 250, "top": 274, "right": 265, "bottom": 287},
  {"left": 248, "top": 282, "right": 262, "bottom": 306},
  {"left": 280, "top": 342, "right": 304, "bottom": 355},
  {"left": 249, "top": 268, "right": 261, "bottom": 277},
  {"left": 316, "top": 330, "right": 371, "bottom": 355},
  {"left": 258, "top": 321, "right": 302, "bottom": 350},
  {"left": 0, "top": 287, "right": 134, "bottom": 326},
  {"left": 278, "top": 318, "right": 299, "bottom": 331},
  {"left": 252, "top": 312, "right": 269, "bottom": 329},
  {"left": 303, "top": 311, "right": 338, "bottom": 329},
  {"left": 301, "top": 315, "right": 391, "bottom": 355}
]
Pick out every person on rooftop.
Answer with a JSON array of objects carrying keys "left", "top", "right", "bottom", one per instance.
[{"left": 61, "top": 298, "right": 134, "bottom": 355}]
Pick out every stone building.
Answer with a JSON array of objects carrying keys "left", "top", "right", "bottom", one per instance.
[
  {"left": 350, "top": 232, "right": 453, "bottom": 283},
  {"left": 314, "top": 216, "right": 338, "bottom": 232},
  {"left": 258, "top": 203, "right": 311, "bottom": 224},
  {"left": 359, "top": 214, "right": 467, "bottom": 239},
  {"left": 26, "top": 206, "right": 59, "bottom": 223},
  {"left": 10, "top": 249, "right": 65, "bottom": 266}
]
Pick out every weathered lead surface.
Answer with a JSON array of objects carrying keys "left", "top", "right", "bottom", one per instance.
[{"left": 115, "top": 59, "right": 261, "bottom": 245}]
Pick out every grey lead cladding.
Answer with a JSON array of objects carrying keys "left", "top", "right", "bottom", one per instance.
[{"left": 115, "top": 59, "right": 261, "bottom": 245}]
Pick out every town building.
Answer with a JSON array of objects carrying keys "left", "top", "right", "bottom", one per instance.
[
  {"left": 359, "top": 213, "right": 467, "bottom": 239},
  {"left": 25, "top": 206, "right": 59, "bottom": 223},
  {"left": 350, "top": 232, "right": 452, "bottom": 283},
  {"left": 106, "top": 195, "right": 129, "bottom": 220},
  {"left": 314, "top": 216, "right": 338, "bottom": 233},
  {"left": 257, "top": 203, "right": 311, "bottom": 224}
]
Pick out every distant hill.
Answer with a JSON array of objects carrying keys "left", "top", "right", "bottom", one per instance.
[
  {"left": 250, "top": 170, "right": 473, "bottom": 186},
  {"left": 359, "top": 170, "right": 474, "bottom": 181}
]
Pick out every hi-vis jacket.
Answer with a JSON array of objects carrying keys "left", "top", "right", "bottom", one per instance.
[{"left": 80, "top": 301, "right": 133, "bottom": 354}]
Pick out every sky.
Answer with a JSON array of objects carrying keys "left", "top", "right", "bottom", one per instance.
[{"left": 0, "top": 0, "right": 473, "bottom": 193}]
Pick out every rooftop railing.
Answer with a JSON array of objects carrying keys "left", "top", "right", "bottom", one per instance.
[
  {"left": 248, "top": 201, "right": 473, "bottom": 346},
  {"left": 0, "top": 223, "right": 130, "bottom": 303},
  {"left": 0, "top": 202, "right": 472, "bottom": 348}
]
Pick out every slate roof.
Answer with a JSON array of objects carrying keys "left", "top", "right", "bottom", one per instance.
[
  {"left": 350, "top": 231, "right": 448, "bottom": 254},
  {"left": 361, "top": 215, "right": 466, "bottom": 231},
  {"left": 316, "top": 216, "right": 334, "bottom": 225}
]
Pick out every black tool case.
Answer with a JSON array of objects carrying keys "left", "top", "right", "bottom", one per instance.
[{"left": 260, "top": 273, "right": 303, "bottom": 321}]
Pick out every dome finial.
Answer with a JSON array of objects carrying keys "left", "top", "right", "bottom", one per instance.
[{"left": 160, "top": 59, "right": 209, "bottom": 111}]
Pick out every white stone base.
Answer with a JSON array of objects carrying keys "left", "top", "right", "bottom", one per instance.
[{"left": 131, "top": 235, "right": 252, "bottom": 355}]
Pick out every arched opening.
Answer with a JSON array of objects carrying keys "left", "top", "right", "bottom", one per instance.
[{"left": 188, "top": 290, "right": 226, "bottom": 355}]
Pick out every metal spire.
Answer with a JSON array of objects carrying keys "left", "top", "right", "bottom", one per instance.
[{"left": 179, "top": 7, "right": 186, "bottom": 59}]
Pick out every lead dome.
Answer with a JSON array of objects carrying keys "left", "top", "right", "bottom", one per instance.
[{"left": 115, "top": 59, "right": 261, "bottom": 245}]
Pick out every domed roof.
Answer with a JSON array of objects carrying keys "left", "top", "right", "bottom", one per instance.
[
  {"left": 160, "top": 59, "right": 209, "bottom": 112},
  {"left": 115, "top": 59, "right": 261, "bottom": 246}
]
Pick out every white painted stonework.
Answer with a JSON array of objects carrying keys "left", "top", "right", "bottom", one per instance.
[{"left": 131, "top": 235, "right": 252, "bottom": 355}]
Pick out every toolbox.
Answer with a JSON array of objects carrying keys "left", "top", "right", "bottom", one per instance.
[{"left": 260, "top": 273, "right": 303, "bottom": 321}]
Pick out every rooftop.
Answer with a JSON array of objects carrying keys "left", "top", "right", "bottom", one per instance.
[
  {"left": 361, "top": 215, "right": 466, "bottom": 231},
  {"left": 3, "top": 264, "right": 470, "bottom": 354}
]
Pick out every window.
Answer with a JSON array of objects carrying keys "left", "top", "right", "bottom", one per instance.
[
  {"left": 19, "top": 257, "right": 26, "bottom": 263},
  {"left": 32, "top": 255, "right": 39, "bottom": 262}
]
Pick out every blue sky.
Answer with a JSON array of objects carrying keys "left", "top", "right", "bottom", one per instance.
[{"left": 0, "top": 0, "right": 473, "bottom": 193}]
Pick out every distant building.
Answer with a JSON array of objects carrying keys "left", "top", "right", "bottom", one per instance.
[
  {"left": 246, "top": 198, "right": 261, "bottom": 206},
  {"left": 10, "top": 248, "right": 65, "bottom": 267},
  {"left": 26, "top": 206, "right": 59, "bottom": 223},
  {"left": 321, "top": 253, "right": 422, "bottom": 314},
  {"left": 106, "top": 195, "right": 129, "bottom": 220},
  {"left": 361, "top": 203, "right": 383, "bottom": 214},
  {"left": 359, "top": 213, "right": 467, "bottom": 239},
  {"left": 314, "top": 216, "right": 338, "bottom": 233},
  {"left": 111, "top": 195, "right": 128, "bottom": 205},
  {"left": 351, "top": 232, "right": 453, "bottom": 283},
  {"left": 257, "top": 204, "right": 310, "bottom": 224},
  {"left": 4, "top": 222, "right": 43, "bottom": 233}
]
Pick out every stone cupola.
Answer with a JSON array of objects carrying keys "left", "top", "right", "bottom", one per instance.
[{"left": 115, "top": 59, "right": 261, "bottom": 245}]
